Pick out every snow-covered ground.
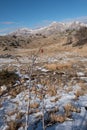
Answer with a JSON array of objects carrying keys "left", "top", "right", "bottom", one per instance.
[
  {"left": 0, "top": 79, "right": 87, "bottom": 130},
  {"left": 0, "top": 55, "right": 87, "bottom": 130}
]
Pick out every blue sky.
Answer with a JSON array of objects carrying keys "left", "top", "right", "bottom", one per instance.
[{"left": 0, "top": 0, "right": 87, "bottom": 34}]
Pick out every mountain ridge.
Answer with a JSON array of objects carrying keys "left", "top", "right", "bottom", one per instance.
[
  {"left": 0, "top": 21, "right": 87, "bottom": 51},
  {"left": 9, "top": 21, "right": 87, "bottom": 36}
]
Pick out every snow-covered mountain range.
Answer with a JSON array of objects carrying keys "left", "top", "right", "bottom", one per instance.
[{"left": 10, "top": 21, "right": 87, "bottom": 36}]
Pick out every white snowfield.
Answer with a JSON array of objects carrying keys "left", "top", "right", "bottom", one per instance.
[{"left": 0, "top": 83, "right": 87, "bottom": 130}]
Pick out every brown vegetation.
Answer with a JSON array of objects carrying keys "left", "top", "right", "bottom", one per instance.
[
  {"left": 44, "top": 63, "right": 72, "bottom": 71},
  {"left": 30, "top": 102, "right": 40, "bottom": 109},
  {"left": 7, "top": 120, "right": 22, "bottom": 130},
  {"left": 64, "top": 103, "right": 81, "bottom": 113},
  {"left": 50, "top": 113, "right": 66, "bottom": 123},
  {"left": 74, "top": 90, "right": 84, "bottom": 97}
]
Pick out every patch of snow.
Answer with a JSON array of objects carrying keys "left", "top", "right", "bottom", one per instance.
[
  {"left": 58, "top": 93, "right": 75, "bottom": 106},
  {"left": 0, "top": 58, "right": 15, "bottom": 63},
  {"left": 1, "top": 125, "right": 9, "bottom": 130},
  {"left": 1, "top": 85, "right": 7, "bottom": 91},
  {"left": 23, "top": 74, "right": 29, "bottom": 79},
  {"left": 80, "top": 77, "right": 87, "bottom": 81},
  {"left": 41, "top": 68, "right": 48, "bottom": 72},
  {"left": 18, "top": 127, "right": 24, "bottom": 130},
  {"left": 6, "top": 113, "right": 17, "bottom": 122},
  {"left": 44, "top": 98, "right": 56, "bottom": 109},
  {"left": 78, "top": 94, "right": 87, "bottom": 107},
  {"left": 77, "top": 72, "right": 84, "bottom": 76},
  {"left": 72, "top": 84, "right": 81, "bottom": 91}
]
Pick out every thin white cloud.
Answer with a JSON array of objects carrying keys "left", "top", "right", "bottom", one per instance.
[
  {"left": 33, "top": 20, "right": 52, "bottom": 29},
  {"left": 0, "top": 21, "right": 16, "bottom": 25},
  {"left": 0, "top": 27, "right": 18, "bottom": 35},
  {"left": 0, "top": 21, "right": 21, "bottom": 35},
  {"left": 62, "top": 16, "right": 87, "bottom": 23}
]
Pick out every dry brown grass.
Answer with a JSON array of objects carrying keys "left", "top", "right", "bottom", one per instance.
[
  {"left": 50, "top": 113, "right": 65, "bottom": 123},
  {"left": 44, "top": 63, "right": 58, "bottom": 71},
  {"left": 37, "top": 94, "right": 43, "bottom": 100},
  {"left": 47, "top": 89, "right": 57, "bottom": 96},
  {"left": 9, "top": 89, "right": 18, "bottom": 97},
  {"left": 31, "top": 86, "right": 36, "bottom": 91},
  {"left": 64, "top": 103, "right": 73, "bottom": 112},
  {"left": 78, "top": 83, "right": 87, "bottom": 92},
  {"left": 7, "top": 120, "right": 22, "bottom": 130},
  {"left": 30, "top": 102, "right": 39, "bottom": 109},
  {"left": 64, "top": 103, "right": 81, "bottom": 113},
  {"left": 28, "top": 109, "right": 40, "bottom": 115},
  {"left": 0, "top": 103, "right": 2, "bottom": 108},
  {"left": 47, "top": 85, "right": 57, "bottom": 96},
  {"left": 20, "top": 79, "right": 25, "bottom": 84},
  {"left": 73, "top": 95, "right": 79, "bottom": 101},
  {"left": 44, "top": 63, "right": 73, "bottom": 71},
  {"left": 50, "top": 97, "right": 59, "bottom": 102},
  {"left": 65, "top": 111, "right": 72, "bottom": 118},
  {"left": 65, "top": 87, "right": 73, "bottom": 93},
  {"left": 16, "top": 112, "right": 24, "bottom": 120},
  {"left": 74, "top": 90, "right": 84, "bottom": 97},
  {"left": 7, "top": 111, "right": 17, "bottom": 117},
  {"left": 34, "top": 112, "right": 43, "bottom": 119}
]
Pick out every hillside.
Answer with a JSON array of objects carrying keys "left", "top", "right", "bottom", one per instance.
[{"left": 0, "top": 24, "right": 87, "bottom": 52}]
